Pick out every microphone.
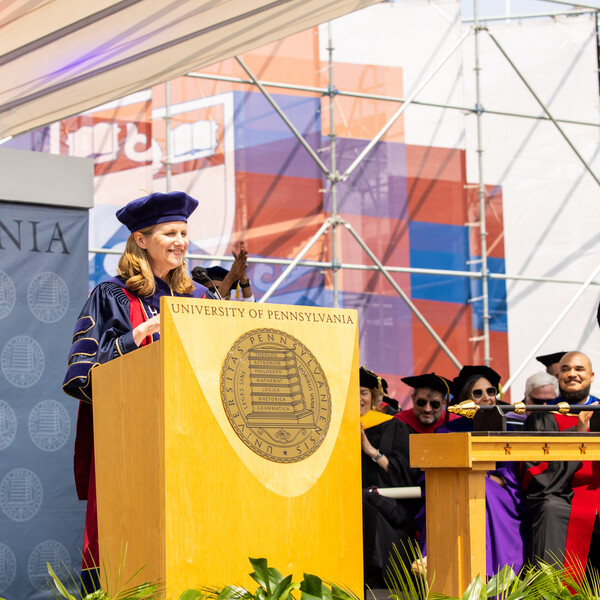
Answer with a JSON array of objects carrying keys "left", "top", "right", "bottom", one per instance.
[{"left": 191, "top": 267, "right": 223, "bottom": 300}]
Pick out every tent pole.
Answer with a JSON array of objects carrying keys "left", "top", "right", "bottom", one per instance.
[
  {"left": 473, "top": 0, "right": 492, "bottom": 366},
  {"left": 327, "top": 22, "right": 340, "bottom": 308}
]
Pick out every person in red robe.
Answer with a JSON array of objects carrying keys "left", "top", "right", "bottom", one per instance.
[{"left": 522, "top": 351, "right": 599, "bottom": 578}]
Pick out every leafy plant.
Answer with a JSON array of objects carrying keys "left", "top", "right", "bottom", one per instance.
[
  {"left": 46, "top": 561, "right": 164, "bottom": 600},
  {"left": 385, "top": 542, "right": 600, "bottom": 600},
  {"left": 188, "top": 557, "right": 359, "bottom": 600}
]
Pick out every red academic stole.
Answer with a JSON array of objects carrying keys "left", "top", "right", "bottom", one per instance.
[
  {"left": 395, "top": 409, "right": 454, "bottom": 434},
  {"left": 79, "top": 289, "right": 151, "bottom": 571}
]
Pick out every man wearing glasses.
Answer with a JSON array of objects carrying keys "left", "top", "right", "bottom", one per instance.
[
  {"left": 395, "top": 373, "right": 453, "bottom": 434},
  {"left": 523, "top": 371, "right": 559, "bottom": 405}
]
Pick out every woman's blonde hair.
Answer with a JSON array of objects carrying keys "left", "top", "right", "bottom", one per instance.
[{"left": 117, "top": 225, "right": 195, "bottom": 297}]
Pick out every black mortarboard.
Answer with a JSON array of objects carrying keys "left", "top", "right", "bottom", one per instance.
[
  {"left": 401, "top": 373, "right": 452, "bottom": 398},
  {"left": 535, "top": 352, "right": 567, "bottom": 368},
  {"left": 377, "top": 376, "right": 399, "bottom": 409},
  {"left": 206, "top": 266, "right": 229, "bottom": 281},
  {"left": 450, "top": 365, "right": 501, "bottom": 399},
  {"left": 382, "top": 396, "right": 399, "bottom": 410},
  {"left": 380, "top": 376, "right": 389, "bottom": 394},
  {"left": 360, "top": 366, "right": 384, "bottom": 393},
  {"left": 116, "top": 191, "right": 198, "bottom": 233}
]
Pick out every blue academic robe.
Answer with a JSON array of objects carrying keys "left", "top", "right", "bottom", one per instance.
[
  {"left": 62, "top": 275, "right": 213, "bottom": 569},
  {"left": 548, "top": 395, "right": 600, "bottom": 405}
]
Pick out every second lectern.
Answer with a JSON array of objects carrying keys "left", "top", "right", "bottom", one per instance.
[{"left": 92, "top": 298, "right": 362, "bottom": 597}]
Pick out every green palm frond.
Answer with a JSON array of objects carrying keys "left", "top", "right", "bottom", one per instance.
[
  {"left": 47, "top": 563, "right": 78, "bottom": 600},
  {"left": 46, "top": 553, "right": 164, "bottom": 600},
  {"left": 460, "top": 575, "right": 486, "bottom": 600},
  {"left": 385, "top": 540, "right": 432, "bottom": 600},
  {"left": 178, "top": 591, "right": 206, "bottom": 600},
  {"left": 561, "top": 557, "right": 600, "bottom": 600}
]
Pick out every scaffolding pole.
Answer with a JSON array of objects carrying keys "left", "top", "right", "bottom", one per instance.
[
  {"left": 340, "top": 27, "right": 472, "bottom": 181},
  {"left": 464, "top": 8, "right": 594, "bottom": 22},
  {"left": 327, "top": 22, "right": 341, "bottom": 308},
  {"left": 259, "top": 220, "right": 333, "bottom": 303},
  {"left": 160, "top": 4, "right": 600, "bottom": 379},
  {"left": 486, "top": 29, "right": 600, "bottom": 187},
  {"left": 89, "top": 247, "right": 600, "bottom": 287},
  {"left": 234, "top": 56, "right": 331, "bottom": 177},
  {"left": 186, "top": 72, "right": 600, "bottom": 128},
  {"left": 502, "top": 261, "right": 600, "bottom": 393},
  {"left": 165, "top": 81, "right": 172, "bottom": 191},
  {"left": 228, "top": 30, "right": 465, "bottom": 358},
  {"left": 473, "top": 0, "right": 492, "bottom": 365},
  {"left": 342, "top": 221, "right": 462, "bottom": 369}
]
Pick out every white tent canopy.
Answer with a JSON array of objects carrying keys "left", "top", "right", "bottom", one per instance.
[{"left": 0, "top": 0, "right": 379, "bottom": 140}]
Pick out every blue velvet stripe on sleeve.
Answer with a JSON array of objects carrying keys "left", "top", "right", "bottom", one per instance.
[
  {"left": 73, "top": 316, "right": 95, "bottom": 337},
  {"left": 67, "top": 337, "right": 99, "bottom": 361}
]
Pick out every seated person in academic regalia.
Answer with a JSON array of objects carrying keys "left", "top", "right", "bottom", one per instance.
[
  {"left": 503, "top": 372, "right": 558, "bottom": 430},
  {"left": 192, "top": 241, "right": 254, "bottom": 301},
  {"left": 417, "top": 365, "right": 528, "bottom": 577},
  {"left": 491, "top": 371, "right": 557, "bottom": 431},
  {"left": 536, "top": 350, "right": 568, "bottom": 378},
  {"left": 360, "top": 366, "right": 421, "bottom": 588},
  {"left": 436, "top": 365, "right": 503, "bottom": 433},
  {"left": 523, "top": 372, "right": 559, "bottom": 406},
  {"left": 372, "top": 376, "right": 399, "bottom": 416},
  {"left": 394, "top": 373, "right": 453, "bottom": 434},
  {"left": 378, "top": 392, "right": 400, "bottom": 416},
  {"left": 522, "top": 351, "right": 600, "bottom": 577}
]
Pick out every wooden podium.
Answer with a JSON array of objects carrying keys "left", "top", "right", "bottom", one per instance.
[
  {"left": 92, "top": 298, "right": 362, "bottom": 597},
  {"left": 410, "top": 432, "right": 600, "bottom": 597}
]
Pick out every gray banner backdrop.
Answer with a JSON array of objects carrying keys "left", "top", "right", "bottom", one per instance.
[{"left": 0, "top": 202, "right": 89, "bottom": 599}]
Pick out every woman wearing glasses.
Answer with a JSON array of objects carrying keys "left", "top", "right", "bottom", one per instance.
[
  {"left": 435, "top": 365, "right": 500, "bottom": 433},
  {"left": 425, "top": 366, "right": 527, "bottom": 576},
  {"left": 359, "top": 366, "right": 421, "bottom": 589}
]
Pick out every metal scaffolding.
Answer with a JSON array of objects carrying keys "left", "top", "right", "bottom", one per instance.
[{"left": 92, "top": 0, "right": 600, "bottom": 389}]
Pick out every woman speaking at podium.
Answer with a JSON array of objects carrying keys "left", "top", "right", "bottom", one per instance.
[{"left": 62, "top": 191, "right": 215, "bottom": 591}]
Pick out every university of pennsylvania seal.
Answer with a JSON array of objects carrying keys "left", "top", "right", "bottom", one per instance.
[{"left": 221, "top": 328, "right": 332, "bottom": 463}]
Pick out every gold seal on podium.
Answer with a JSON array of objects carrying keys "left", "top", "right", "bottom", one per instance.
[{"left": 220, "top": 328, "right": 332, "bottom": 463}]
